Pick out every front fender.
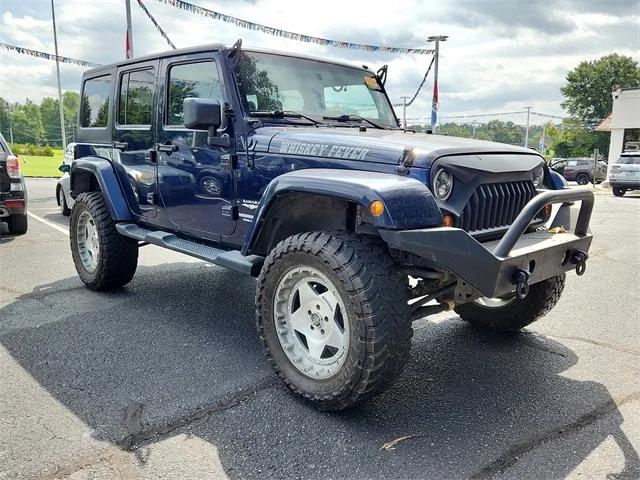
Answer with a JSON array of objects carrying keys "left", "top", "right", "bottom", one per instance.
[
  {"left": 242, "top": 169, "right": 443, "bottom": 254},
  {"left": 71, "top": 157, "right": 133, "bottom": 221}
]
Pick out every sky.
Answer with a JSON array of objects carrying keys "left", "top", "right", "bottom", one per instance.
[{"left": 0, "top": 0, "right": 638, "bottom": 126}]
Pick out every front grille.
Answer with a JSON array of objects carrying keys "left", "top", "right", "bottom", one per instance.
[{"left": 458, "top": 180, "right": 537, "bottom": 232}]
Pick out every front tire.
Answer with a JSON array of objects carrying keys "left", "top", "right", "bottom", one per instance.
[
  {"left": 613, "top": 187, "right": 626, "bottom": 197},
  {"left": 70, "top": 192, "right": 138, "bottom": 291},
  {"left": 7, "top": 213, "right": 28, "bottom": 235},
  {"left": 256, "top": 231, "right": 412, "bottom": 410},
  {"left": 455, "top": 274, "right": 566, "bottom": 332}
]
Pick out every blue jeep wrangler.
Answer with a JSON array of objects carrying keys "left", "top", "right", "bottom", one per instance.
[{"left": 68, "top": 42, "right": 593, "bottom": 410}]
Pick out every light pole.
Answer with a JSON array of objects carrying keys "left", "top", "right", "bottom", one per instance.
[
  {"left": 428, "top": 35, "right": 447, "bottom": 132},
  {"left": 125, "top": 0, "right": 134, "bottom": 58},
  {"left": 400, "top": 96, "right": 410, "bottom": 129},
  {"left": 524, "top": 106, "right": 532, "bottom": 148},
  {"left": 51, "top": 0, "right": 67, "bottom": 150}
]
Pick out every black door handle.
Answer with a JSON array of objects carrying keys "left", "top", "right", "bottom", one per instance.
[
  {"left": 113, "top": 141, "right": 128, "bottom": 151},
  {"left": 155, "top": 143, "right": 178, "bottom": 154}
]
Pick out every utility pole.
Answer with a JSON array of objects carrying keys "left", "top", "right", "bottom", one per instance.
[
  {"left": 51, "top": 0, "right": 67, "bottom": 150},
  {"left": 9, "top": 105, "right": 14, "bottom": 144},
  {"left": 472, "top": 115, "right": 477, "bottom": 138},
  {"left": 428, "top": 35, "right": 448, "bottom": 132},
  {"left": 400, "top": 96, "right": 410, "bottom": 129},
  {"left": 125, "top": 0, "right": 134, "bottom": 59},
  {"left": 540, "top": 123, "right": 546, "bottom": 155},
  {"left": 524, "top": 106, "right": 532, "bottom": 148}
]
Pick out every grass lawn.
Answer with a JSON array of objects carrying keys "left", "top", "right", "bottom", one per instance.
[{"left": 20, "top": 150, "right": 64, "bottom": 177}]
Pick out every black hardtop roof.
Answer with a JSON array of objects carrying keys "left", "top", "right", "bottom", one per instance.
[{"left": 82, "top": 42, "right": 369, "bottom": 78}]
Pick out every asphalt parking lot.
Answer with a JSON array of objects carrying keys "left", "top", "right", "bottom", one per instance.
[{"left": 1, "top": 178, "right": 639, "bottom": 479}]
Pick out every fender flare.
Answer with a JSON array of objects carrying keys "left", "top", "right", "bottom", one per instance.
[
  {"left": 242, "top": 169, "right": 443, "bottom": 255},
  {"left": 71, "top": 157, "right": 133, "bottom": 221}
]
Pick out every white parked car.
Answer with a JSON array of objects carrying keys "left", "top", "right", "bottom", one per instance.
[{"left": 57, "top": 143, "right": 109, "bottom": 216}]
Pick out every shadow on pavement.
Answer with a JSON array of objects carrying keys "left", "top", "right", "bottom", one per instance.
[{"left": 1, "top": 263, "right": 638, "bottom": 479}]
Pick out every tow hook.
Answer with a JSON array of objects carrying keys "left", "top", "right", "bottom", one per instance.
[
  {"left": 512, "top": 269, "right": 530, "bottom": 300},
  {"left": 570, "top": 250, "right": 588, "bottom": 276}
]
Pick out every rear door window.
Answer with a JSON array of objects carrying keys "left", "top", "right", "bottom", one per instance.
[
  {"left": 118, "top": 68, "right": 155, "bottom": 126},
  {"left": 80, "top": 75, "right": 112, "bottom": 128}
]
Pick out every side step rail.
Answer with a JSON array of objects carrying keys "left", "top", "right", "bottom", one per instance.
[{"left": 116, "top": 223, "right": 264, "bottom": 276}]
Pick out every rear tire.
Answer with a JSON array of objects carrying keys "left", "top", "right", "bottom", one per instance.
[
  {"left": 70, "top": 191, "right": 138, "bottom": 291},
  {"left": 613, "top": 187, "right": 626, "bottom": 197},
  {"left": 256, "top": 231, "right": 412, "bottom": 410},
  {"left": 455, "top": 274, "right": 566, "bottom": 332},
  {"left": 58, "top": 186, "right": 71, "bottom": 216},
  {"left": 576, "top": 173, "right": 590, "bottom": 185},
  {"left": 7, "top": 213, "right": 28, "bottom": 235}
]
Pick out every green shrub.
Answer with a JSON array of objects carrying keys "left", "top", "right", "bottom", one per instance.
[
  {"left": 9, "top": 143, "right": 57, "bottom": 156},
  {"left": 11, "top": 144, "right": 25, "bottom": 155}
]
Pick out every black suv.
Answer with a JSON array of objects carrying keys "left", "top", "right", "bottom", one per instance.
[
  {"left": 66, "top": 42, "right": 594, "bottom": 410},
  {"left": 0, "top": 133, "right": 28, "bottom": 234}
]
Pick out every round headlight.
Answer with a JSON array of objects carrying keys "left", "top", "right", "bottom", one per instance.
[
  {"left": 532, "top": 164, "right": 544, "bottom": 188},
  {"left": 433, "top": 169, "right": 454, "bottom": 200}
]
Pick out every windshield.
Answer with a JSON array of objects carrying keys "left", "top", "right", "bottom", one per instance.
[{"left": 233, "top": 51, "right": 397, "bottom": 128}]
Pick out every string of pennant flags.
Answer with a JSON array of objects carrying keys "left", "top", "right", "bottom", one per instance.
[
  {"left": 137, "top": 0, "right": 177, "bottom": 49},
  {"left": 393, "top": 55, "right": 435, "bottom": 107},
  {"left": 0, "top": 42, "right": 101, "bottom": 67},
  {"left": 155, "top": 0, "right": 435, "bottom": 55}
]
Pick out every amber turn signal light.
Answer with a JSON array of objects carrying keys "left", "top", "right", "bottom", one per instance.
[
  {"left": 369, "top": 200, "right": 385, "bottom": 217},
  {"left": 443, "top": 214, "right": 455, "bottom": 227}
]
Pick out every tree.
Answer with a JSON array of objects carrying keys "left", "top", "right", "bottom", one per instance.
[
  {"left": 546, "top": 118, "right": 603, "bottom": 158},
  {"left": 40, "top": 97, "right": 61, "bottom": 145},
  {"left": 561, "top": 54, "right": 640, "bottom": 121},
  {"left": 10, "top": 100, "right": 45, "bottom": 145},
  {"left": 0, "top": 97, "right": 11, "bottom": 139},
  {"left": 63, "top": 91, "right": 80, "bottom": 142}
]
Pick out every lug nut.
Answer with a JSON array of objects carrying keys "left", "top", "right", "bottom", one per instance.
[{"left": 320, "top": 329, "right": 325, "bottom": 334}]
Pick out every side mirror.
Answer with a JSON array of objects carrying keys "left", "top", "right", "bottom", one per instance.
[
  {"left": 58, "top": 164, "right": 70, "bottom": 173},
  {"left": 183, "top": 98, "right": 228, "bottom": 148},
  {"left": 183, "top": 97, "right": 222, "bottom": 130}
]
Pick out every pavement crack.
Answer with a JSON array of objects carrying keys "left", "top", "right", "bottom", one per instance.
[
  {"left": 542, "top": 333, "right": 640, "bottom": 357},
  {"left": 118, "top": 376, "right": 278, "bottom": 450},
  {"left": 470, "top": 391, "right": 640, "bottom": 479}
]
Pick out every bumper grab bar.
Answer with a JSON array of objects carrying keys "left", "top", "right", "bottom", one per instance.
[{"left": 493, "top": 188, "right": 594, "bottom": 258}]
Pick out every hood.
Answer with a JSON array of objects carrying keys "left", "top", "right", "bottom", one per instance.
[{"left": 254, "top": 126, "right": 541, "bottom": 168}]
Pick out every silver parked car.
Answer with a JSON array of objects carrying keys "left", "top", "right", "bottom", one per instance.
[{"left": 610, "top": 152, "right": 640, "bottom": 197}]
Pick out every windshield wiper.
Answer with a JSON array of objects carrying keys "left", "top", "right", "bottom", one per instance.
[
  {"left": 251, "top": 110, "right": 323, "bottom": 126},
  {"left": 322, "top": 114, "right": 385, "bottom": 130}
]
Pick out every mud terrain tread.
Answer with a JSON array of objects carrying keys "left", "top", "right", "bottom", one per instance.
[
  {"left": 70, "top": 192, "right": 138, "bottom": 291},
  {"left": 455, "top": 274, "right": 566, "bottom": 332},
  {"left": 256, "top": 231, "right": 412, "bottom": 410}
]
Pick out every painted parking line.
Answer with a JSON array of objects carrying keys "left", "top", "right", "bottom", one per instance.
[{"left": 27, "top": 211, "right": 69, "bottom": 237}]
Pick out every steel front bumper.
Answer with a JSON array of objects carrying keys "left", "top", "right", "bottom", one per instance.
[{"left": 380, "top": 189, "right": 594, "bottom": 299}]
